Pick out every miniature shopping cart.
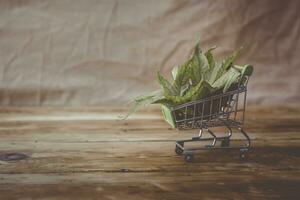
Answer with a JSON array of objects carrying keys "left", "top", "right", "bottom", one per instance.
[{"left": 161, "top": 76, "right": 251, "bottom": 162}]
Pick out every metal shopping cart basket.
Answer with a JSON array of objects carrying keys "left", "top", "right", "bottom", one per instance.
[{"left": 161, "top": 76, "right": 251, "bottom": 162}]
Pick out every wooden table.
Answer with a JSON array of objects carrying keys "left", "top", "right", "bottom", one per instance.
[{"left": 0, "top": 106, "right": 299, "bottom": 199}]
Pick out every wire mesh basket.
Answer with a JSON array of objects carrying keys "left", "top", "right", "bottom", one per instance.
[{"left": 161, "top": 77, "right": 251, "bottom": 162}]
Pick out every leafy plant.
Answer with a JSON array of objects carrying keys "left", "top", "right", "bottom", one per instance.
[{"left": 123, "top": 42, "right": 253, "bottom": 119}]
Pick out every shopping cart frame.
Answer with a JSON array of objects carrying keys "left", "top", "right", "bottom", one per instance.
[{"left": 161, "top": 76, "right": 251, "bottom": 162}]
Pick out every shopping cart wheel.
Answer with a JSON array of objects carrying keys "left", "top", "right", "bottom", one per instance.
[
  {"left": 239, "top": 150, "right": 248, "bottom": 161},
  {"left": 175, "top": 146, "right": 184, "bottom": 155},
  {"left": 221, "top": 138, "right": 230, "bottom": 147},
  {"left": 184, "top": 153, "right": 194, "bottom": 162}
]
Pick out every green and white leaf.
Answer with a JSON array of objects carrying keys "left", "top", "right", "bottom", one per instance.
[
  {"left": 122, "top": 90, "right": 164, "bottom": 119},
  {"left": 233, "top": 64, "right": 253, "bottom": 77},
  {"left": 205, "top": 46, "right": 217, "bottom": 70},
  {"left": 223, "top": 67, "right": 240, "bottom": 92},
  {"left": 172, "top": 60, "right": 192, "bottom": 95},
  {"left": 208, "top": 61, "right": 222, "bottom": 84},
  {"left": 210, "top": 47, "right": 243, "bottom": 84},
  {"left": 165, "top": 80, "right": 204, "bottom": 105},
  {"left": 157, "top": 72, "right": 176, "bottom": 96},
  {"left": 171, "top": 65, "right": 179, "bottom": 80},
  {"left": 190, "top": 80, "right": 215, "bottom": 101},
  {"left": 222, "top": 47, "right": 243, "bottom": 70},
  {"left": 125, "top": 41, "right": 252, "bottom": 119},
  {"left": 190, "top": 46, "right": 210, "bottom": 85},
  {"left": 212, "top": 67, "right": 241, "bottom": 92}
]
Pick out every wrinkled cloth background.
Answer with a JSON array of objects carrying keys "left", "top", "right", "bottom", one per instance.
[{"left": 0, "top": 0, "right": 299, "bottom": 106}]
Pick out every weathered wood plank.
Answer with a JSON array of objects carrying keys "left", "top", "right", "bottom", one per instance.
[
  {"left": 1, "top": 171, "right": 299, "bottom": 200},
  {"left": 0, "top": 106, "right": 299, "bottom": 199}
]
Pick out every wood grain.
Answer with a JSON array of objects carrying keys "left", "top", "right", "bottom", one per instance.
[{"left": 0, "top": 106, "right": 299, "bottom": 200}]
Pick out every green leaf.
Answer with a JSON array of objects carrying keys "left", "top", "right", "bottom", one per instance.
[
  {"left": 165, "top": 80, "right": 215, "bottom": 105},
  {"left": 199, "top": 53, "right": 210, "bottom": 81},
  {"left": 157, "top": 71, "right": 176, "bottom": 96},
  {"left": 122, "top": 90, "right": 165, "bottom": 119},
  {"left": 209, "top": 47, "right": 243, "bottom": 84},
  {"left": 190, "top": 80, "right": 215, "bottom": 101},
  {"left": 223, "top": 67, "right": 240, "bottom": 92},
  {"left": 208, "top": 61, "right": 222, "bottom": 84},
  {"left": 190, "top": 46, "right": 210, "bottom": 85},
  {"left": 171, "top": 65, "right": 179, "bottom": 80},
  {"left": 212, "top": 67, "right": 241, "bottom": 92},
  {"left": 173, "top": 60, "right": 192, "bottom": 95},
  {"left": 165, "top": 80, "right": 204, "bottom": 105},
  {"left": 212, "top": 70, "right": 228, "bottom": 88},
  {"left": 180, "top": 83, "right": 190, "bottom": 96},
  {"left": 205, "top": 46, "right": 217, "bottom": 70},
  {"left": 233, "top": 64, "right": 253, "bottom": 77},
  {"left": 222, "top": 46, "right": 243, "bottom": 70},
  {"left": 189, "top": 43, "right": 201, "bottom": 84},
  {"left": 134, "top": 90, "right": 162, "bottom": 103},
  {"left": 124, "top": 41, "right": 252, "bottom": 120}
]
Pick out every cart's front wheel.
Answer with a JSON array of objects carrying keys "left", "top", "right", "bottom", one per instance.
[
  {"left": 184, "top": 154, "right": 194, "bottom": 162},
  {"left": 175, "top": 146, "right": 184, "bottom": 155}
]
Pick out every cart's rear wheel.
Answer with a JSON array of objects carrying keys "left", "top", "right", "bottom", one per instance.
[
  {"left": 175, "top": 146, "right": 184, "bottom": 155},
  {"left": 239, "top": 151, "right": 248, "bottom": 161},
  {"left": 239, "top": 153, "right": 246, "bottom": 160},
  {"left": 184, "top": 154, "right": 194, "bottom": 162}
]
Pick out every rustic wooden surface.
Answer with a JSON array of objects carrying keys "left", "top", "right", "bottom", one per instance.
[{"left": 0, "top": 106, "right": 299, "bottom": 200}]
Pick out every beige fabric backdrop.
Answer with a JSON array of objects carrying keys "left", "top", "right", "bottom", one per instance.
[{"left": 0, "top": 0, "right": 299, "bottom": 106}]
